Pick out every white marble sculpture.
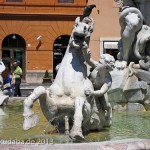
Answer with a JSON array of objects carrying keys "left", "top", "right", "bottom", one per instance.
[
  {"left": 85, "top": 54, "right": 115, "bottom": 128},
  {"left": 109, "top": 0, "right": 150, "bottom": 111},
  {"left": 117, "top": 0, "right": 150, "bottom": 69},
  {"left": 0, "top": 60, "right": 9, "bottom": 106},
  {"left": 23, "top": 5, "right": 113, "bottom": 141}
]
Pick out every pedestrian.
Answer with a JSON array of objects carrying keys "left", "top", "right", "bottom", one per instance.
[
  {"left": 12, "top": 61, "right": 22, "bottom": 97},
  {"left": 1, "top": 67, "right": 13, "bottom": 96}
]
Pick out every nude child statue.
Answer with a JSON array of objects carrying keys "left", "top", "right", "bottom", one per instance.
[{"left": 85, "top": 54, "right": 115, "bottom": 126}]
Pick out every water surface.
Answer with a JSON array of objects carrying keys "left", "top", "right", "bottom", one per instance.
[{"left": 0, "top": 100, "right": 150, "bottom": 143}]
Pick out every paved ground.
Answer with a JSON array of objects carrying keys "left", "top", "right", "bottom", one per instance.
[
  {"left": 20, "top": 82, "right": 50, "bottom": 97},
  {"left": 6, "top": 82, "right": 51, "bottom": 97},
  {"left": 0, "top": 139, "right": 149, "bottom": 150}
]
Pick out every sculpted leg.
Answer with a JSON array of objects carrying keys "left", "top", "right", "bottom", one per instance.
[
  {"left": 70, "top": 97, "right": 85, "bottom": 141},
  {"left": 104, "top": 102, "right": 112, "bottom": 127},
  {"left": 0, "top": 95, "right": 9, "bottom": 106},
  {"left": 23, "top": 86, "right": 47, "bottom": 130},
  {"left": 100, "top": 95, "right": 112, "bottom": 127}
]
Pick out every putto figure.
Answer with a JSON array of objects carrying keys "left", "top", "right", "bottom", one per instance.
[{"left": 85, "top": 54, "right": 115, "bottom": 128}]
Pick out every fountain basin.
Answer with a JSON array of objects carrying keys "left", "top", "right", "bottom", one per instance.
[{"left": 0, "top": 99, "right": 150, "bottom": 144}]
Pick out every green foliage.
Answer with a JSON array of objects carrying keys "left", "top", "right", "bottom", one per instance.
[{"left": 43, "top": 70, "right": 52, "bottom": 78}]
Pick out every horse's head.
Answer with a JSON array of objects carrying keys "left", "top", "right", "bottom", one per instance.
[{"left": 70, "top": 17, "right": 94, "bottom": 49}]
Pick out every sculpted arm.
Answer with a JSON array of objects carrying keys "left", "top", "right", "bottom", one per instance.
[
  {"left": 128, "top": 62, "right": 140, "bottom": 76},
  {"left": 85, "top": 82, "right": 111, "bottom": 97},
  {"left": 129, "top": 62, "right": 140, "bottom": 69},
  {"left": 93, "top": 82, "right": 111, "bottom": 96},
  {"left": 129, "top": 57, "right": 150, "bottom": 76}
]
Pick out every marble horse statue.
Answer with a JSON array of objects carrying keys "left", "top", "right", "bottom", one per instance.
[{"left": 23, "top": 5, "right": 113, "bottom": 141}]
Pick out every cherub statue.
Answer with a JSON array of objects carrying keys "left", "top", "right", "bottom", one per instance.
[{"left": 85, "top": 54, "right": 115, "bottom": 127}]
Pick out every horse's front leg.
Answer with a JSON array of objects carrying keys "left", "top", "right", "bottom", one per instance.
[{"left": 69, "top": 96, "right": 85, "bottom": 141}]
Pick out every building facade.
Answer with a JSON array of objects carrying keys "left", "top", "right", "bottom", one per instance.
[
  {"left": 88, "top": 0, "right": 121, "bottom": 61},
  {"left": 0, "top": 0, "right": 87, "bottom": 83},
  {"left": 0, "top": 0, "right": 121, "bottom": 83}
]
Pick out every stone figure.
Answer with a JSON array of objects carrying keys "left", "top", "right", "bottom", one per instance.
[
  {"left": 23, "top": 4, "right": 112, "bottom": 141},
  {"left": 0, "top": 60, "right": 9, "bottom": 106},
  {"left": 85, "top": 54, "right": 115, "bottom": 127},
  {"left": 118, "top": 0, "right": 150, "bottom": 83},
  {"left": 116, "top": 0, "right": 150, "bottom": 69},
  {"left": 109, "top": 0, "right": 150, "bottom": 111},
  {"left": 128, "top": 57, "right": 150, "bottom": 83}
]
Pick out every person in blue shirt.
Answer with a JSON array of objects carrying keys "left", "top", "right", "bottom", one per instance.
[{"left": 1, "top": 67, "right": 13, "bottom": 96}]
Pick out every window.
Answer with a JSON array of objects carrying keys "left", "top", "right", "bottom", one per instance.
[
  {"left": 58, "top": 0, "right": 74, "bottom": 3},
  {"left": 6, "top": 0, "right": 23, "bottom": 2},
  {"left": 103, "top": 41, "right": 119, "bottom": 60}
]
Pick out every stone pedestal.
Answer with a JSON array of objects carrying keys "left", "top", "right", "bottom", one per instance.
[{"left": 108, "top": 68, "right": 149, "bottom": 111}]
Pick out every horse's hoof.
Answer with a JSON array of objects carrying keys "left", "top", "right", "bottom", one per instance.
[
  {"left": 23, "top": 113, "right": 39, "bottom": 130},
  {"left": 105, "top": 115, "right": 112, "bottom": 127},
  {"left": 0, "top": 95, "right": 9, "bottom": 106},
  {"left": 105, "top": 119, "right": 112, "bottom": 127},
  {"left": 69, "top": 126, "right": 85, "bottom": 141}
]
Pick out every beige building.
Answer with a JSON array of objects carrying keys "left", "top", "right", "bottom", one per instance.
[
  {"left": 88, "top": 0, "right": 121, "bottom": 61},
  {"left": 0, "top": 0, "right": 121, "bottom": 83},
  {"left": 0, "top": 0, "right": 87, "bottom": 83}
]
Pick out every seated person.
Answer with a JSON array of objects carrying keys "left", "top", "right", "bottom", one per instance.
[{"left": 1, "top": 67, "right": 13, "bottom": 96}]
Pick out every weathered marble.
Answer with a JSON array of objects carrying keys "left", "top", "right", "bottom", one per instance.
[
  {"left": 0, "top": 60, "right": 9, "bottom": 106},
  {"left": 108, "top": 68, "right": 128, "bottom": 104},
  {"left": 127, "top": 103, "right": 146, "bottom": 111},
  {"left": 144, "top": 100, "right": 150, "bottom": 111},
  {"left": 113, "top": 104, "right": 127, "bottom": 111},
  {"left": 85, "top": 54, "right": 115, "bottom": 128},
  {"left": 111, "top": 0, "right": 150, "bottom": 110},
  {"left": 109, "top": 68, "right": 148, "bottom": 111},
  {"left": 23, "top": 5, "right": 113, "bottom": 142},
  {"left": 117, "top": 0, "right": 150, "bottom": 72}
]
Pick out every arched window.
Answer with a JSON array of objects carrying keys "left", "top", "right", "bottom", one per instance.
[{"left": 2, "top": 34, "right": 26, "bottom": 79}]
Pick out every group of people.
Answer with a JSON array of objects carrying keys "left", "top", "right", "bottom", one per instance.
[{"left": 1, "top": 61, "right": 22, "bottom": 97}]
